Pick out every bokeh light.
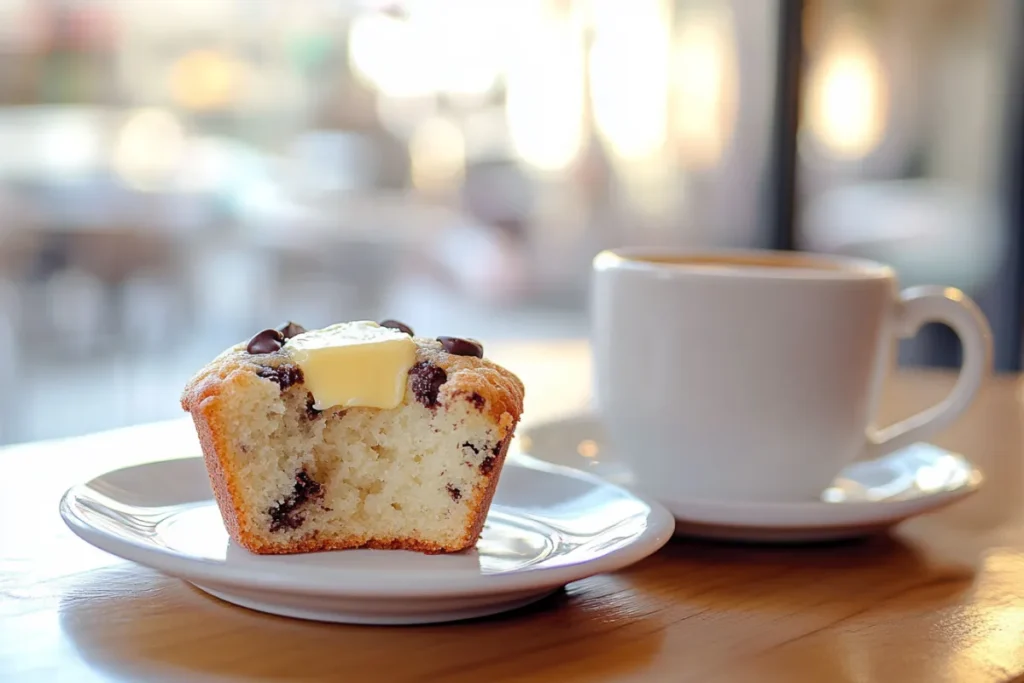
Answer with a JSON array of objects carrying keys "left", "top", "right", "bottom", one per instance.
[
  {"left": 589, "top": 0, "right": 670, "bottom": 162},
  {"left": 505, "top": 9, "right": 585, "bottom": 172},
  {"left": 112, "top": 108, "right": 186, "bottom": 191},
  {"left": 170, "top": 49, "right": 241, "bottom": 111},
  {"left": 806, "top": 22, "right": 888, "bottom": 160},
  {"left": 673, "top": 7, "right": 738, "bottom": 169},
  {"left": 410, "top": 117, "right": 466, "bottom": 192}
]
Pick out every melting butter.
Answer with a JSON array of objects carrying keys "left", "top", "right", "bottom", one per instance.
[{"left": 284, "top": 321, "right": 416, "bottom": 410}]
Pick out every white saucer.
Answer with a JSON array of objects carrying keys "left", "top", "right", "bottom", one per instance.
[
  {"left": 517, "top": 414, "right": 983, "bottom": 543},
  {"left": 59, "top": 457, "right": 673, "bottom": 625}
]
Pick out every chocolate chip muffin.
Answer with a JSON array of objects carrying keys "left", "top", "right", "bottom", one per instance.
[{"left": 181, "top": 320, "right": 524, "bottom": 555}]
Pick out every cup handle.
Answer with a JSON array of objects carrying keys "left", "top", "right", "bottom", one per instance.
[{"left": 862, "top": 285, "right": 992, "bottom": 462}]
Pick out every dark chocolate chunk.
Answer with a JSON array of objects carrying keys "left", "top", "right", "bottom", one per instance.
[
  {"left": 379, "top": 319, "right": 414, "bottom": 336},
  {"left": 480, "top": 438, "right": 507, "bottom": 476},
  {"left": 437, "top": 336, "right": 483, "bottom": 358},
  {"left": 479, "top": 455, "right": 496, "bottom": 476},
  {"left": 293, "top": 470, "right": 322, "bottom": 499},
  {"left": 269, "top": 508, "right": 304, "bottom": 532},
  {"left": 247, "top": 328, "right": 284, "bottom": 354},
  {"left": 268, "top": 469, "right": 323, "bottom": 532},
  {"left": 461, "top": 441, "right": 480, "bottom": 455},
  {"left": 258, "top": 364, "right": 304, "bottom": 390},
  {"left": 408, "top": 361, "right": 447, "bottom": 408},
  {"left": 446, "top": 484, "right": 462, "bottom": 501},
  {"left": 276, "top": 321, "right": 307, "bottom": 339},
  {"left": 466, "top": 392, "right": 485, "bottom": 411},
  {"left": 305, "top": 393, "right": 322, "bottom": 419}
]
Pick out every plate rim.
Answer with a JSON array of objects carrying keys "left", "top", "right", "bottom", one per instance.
[
  {"left": 518, "top": 413, "right": 984, "bottom": 529},
  {"left": 59, "top": 457, "right": 675, "bottom": 599}
]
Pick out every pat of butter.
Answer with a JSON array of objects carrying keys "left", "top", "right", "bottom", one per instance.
[{"left": 283, "top": 321, "right": 416, "bottom": 410}]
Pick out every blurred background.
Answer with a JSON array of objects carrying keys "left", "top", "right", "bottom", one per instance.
[{"left": 0, "top": 0, "right": 1020, "bottom": 444}]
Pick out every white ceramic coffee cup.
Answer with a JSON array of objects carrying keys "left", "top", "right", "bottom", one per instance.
[{"left": 591, "top": 248, "right": 992, "bottom": 503}]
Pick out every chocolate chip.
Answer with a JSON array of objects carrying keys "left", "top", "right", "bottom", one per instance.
[
  {"left": 247, "top": 328, "right": 284, "bottom": 354},
  {"left": 446, "top": 484, "right": 462, "bottom": 501},
  {"left": 269, "top": 509, "right": 303, "bottom": 532},
  {"left": 480, "top": 438, "right": 507, "bottom": 476},
  {"left": 462, "top": 441, "right": 486, "bottom": 469},
  {"left": 276, "top": 321, "right": 307, "bottom": 339},
  {"left": 437, "top": 336, "right": 483, "bottom": 358},
  {"left": 268, "top": 469, "right": 323, "bottom": 532},
  {"left": 294, "top": 470, "right": 322, "bottom": 498},
  {"left": 409, "top": 361, "right": 447, "bottom": 408},
  {"left": 258, "top": 364, "right": 304, "bottom": 390},
  {"left": 305, "top": 393, "right": 322, "bottom": 419},
  {"left": 466, "top": 392, "right": 485, "bottom": 411},
  {"left": 380, "top": 319, "right": 414, "bottom": 336},
  {"left": 479, "top": 455, "right": 496, "bottom": 476}
]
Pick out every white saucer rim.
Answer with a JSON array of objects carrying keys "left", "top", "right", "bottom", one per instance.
[
  {"left": 641, "top": 467, "right": 983, "bottom": 512},
  {"left": 192, "top": 582, "right": 560, "bottom": 625},
  {"left": 656, "top": 484, "right": 979, "bottom": 530},
  {"left": 59, "top": 457, "right": 675, "bottom": 599},
  {"left": 518, "top": 413, "right": 984, "bottom": 530}
]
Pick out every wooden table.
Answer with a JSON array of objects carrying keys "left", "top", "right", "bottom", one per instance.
[{"left": 2, "top": 342, "right": 1023, "bottom": 682}]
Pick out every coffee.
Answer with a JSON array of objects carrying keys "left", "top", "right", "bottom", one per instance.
[{"left": 622, "top": 252, "right": 848, "bottom": 271}]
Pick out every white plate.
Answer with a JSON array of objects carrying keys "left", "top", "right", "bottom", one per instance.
[
  {"left": 518, "top": 414, "right": 983, "bottom": 543},
  {"left": 59, "top": 457, "right": 674, "bottom": 625}
]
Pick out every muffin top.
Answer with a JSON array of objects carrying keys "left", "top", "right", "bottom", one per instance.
[{"left": 181, "top": 320, "right": 525, "bottom": 438}]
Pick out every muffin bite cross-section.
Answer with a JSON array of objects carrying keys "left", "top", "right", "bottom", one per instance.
[{"left": 181, "top": 320, "right": 524, "bottom": 555}]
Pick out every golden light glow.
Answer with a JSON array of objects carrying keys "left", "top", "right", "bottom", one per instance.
[
  {"left": 577, "top": 440, "right": 599, "bottom": 458},
  {"left": 506, "top": 11, "right": 585, "bottom": 171},
  {"left": 806, "top": 24, "right": 888, "bottom": 159},
  {"left": 589, "top": 0, "right": 670, "bottom": 162},
  {"left": 672, "top": 8, "right": 738, "bottom": 168},
  {"left": 944, "top": 287, "right": 965, "bottom": 303},
  {"left": 112, "top": 109, "right": 185, "bottom": 191},
  {"left": 409, "top": 117, "right": 466, "bottom": 192},
  {"left": 170, "top": 50, "right": 239, "bottom": 111},
  {"left": 947, "top": 552, "right": 1024, "bottom": 678}
]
